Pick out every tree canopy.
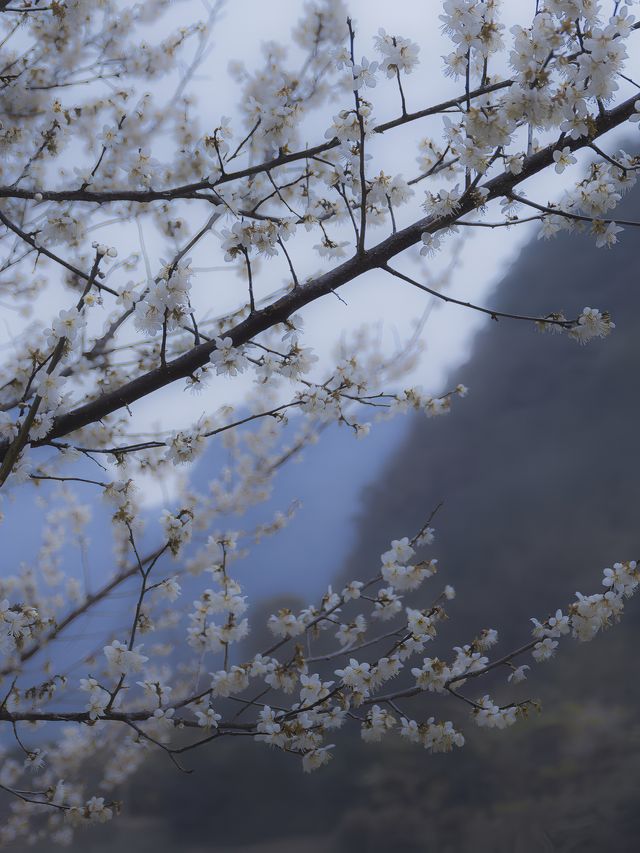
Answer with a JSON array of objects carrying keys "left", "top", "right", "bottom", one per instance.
[{"left": 0, "top": 0, "right": 638, "bottom": 845}]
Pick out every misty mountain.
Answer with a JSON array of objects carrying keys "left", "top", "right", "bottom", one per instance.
[{"left": 340, "top": 183, "right": 640, "bottom": 647}]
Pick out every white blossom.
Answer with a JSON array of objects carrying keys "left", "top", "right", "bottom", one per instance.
[
  {"left": 103, "top": 641, "right": 149, "bottom": 676},
  {"left": 209, "top": 337, "right": 250, "bottom": 377}
]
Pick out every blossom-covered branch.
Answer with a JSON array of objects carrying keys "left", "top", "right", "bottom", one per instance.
[{"left": 1, "top": 0, "right": 640, "bottom": 845}]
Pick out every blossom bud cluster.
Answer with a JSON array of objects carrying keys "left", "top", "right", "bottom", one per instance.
[{"left": 133, "top": 260, "right": 193, "bottom": 337}]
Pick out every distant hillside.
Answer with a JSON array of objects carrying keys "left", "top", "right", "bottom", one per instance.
[{"left": 340, "top": 181, "right": 640, "bottom": 645}]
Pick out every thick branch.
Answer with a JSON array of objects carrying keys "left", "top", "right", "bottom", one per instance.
[{"left": 2, "top": 92, "right": 637, "bottom": 458}]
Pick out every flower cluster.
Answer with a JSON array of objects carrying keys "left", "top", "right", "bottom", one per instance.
[
  {"left": 374, "top": 29, "right": 420, "bottom": 77},
  {"left": 187, "top": 565, "right": 248, "bottom": 654}
]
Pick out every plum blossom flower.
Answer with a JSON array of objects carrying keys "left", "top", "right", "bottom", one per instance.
[
  {"left": 103, "top": 641, "right": 149, "bottom": 676},
  {"left": 553, "top": 146, "right": 577, "bottom": 173},
  {"left": 570, "top": 307, "right": 615, "bottom": 344}
]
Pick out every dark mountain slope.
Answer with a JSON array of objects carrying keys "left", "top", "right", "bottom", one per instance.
[{"left": 340, "top": 191, "right": 640, "bottom": 645}]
